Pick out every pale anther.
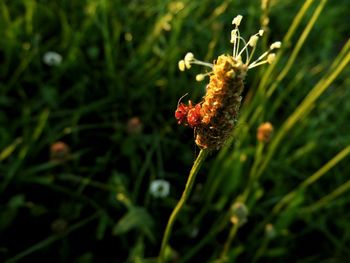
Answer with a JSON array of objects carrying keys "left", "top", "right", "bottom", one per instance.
[
  {"left": 267, "top": 53, "right": 276, "bottom": 64},
  {"left": 232, "top": 15, "right": 243, "bottom": 26},
  {"left": 178, "top": 60, "right": 186, "bottom": 71},
  {"left": 270, "top": 41, "right": 282, "bottom": 50},
  {"left": 196, "top": 74, "right": 205, "bottom": 82},
  {"left": 248, "top": 35, "right": 259, "bottom": 47}
]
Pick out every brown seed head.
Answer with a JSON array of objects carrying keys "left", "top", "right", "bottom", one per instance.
[
  {"left": 257, "top": 122, "right": 274, "bottom": 142},
  {"left": 126, "top": 117, "right": 143, "bottom": 135},
  {"left": 50, "top": 141, "right": 70, "bottom": 162}
]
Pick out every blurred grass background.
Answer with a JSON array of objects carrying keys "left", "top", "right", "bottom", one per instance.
[{"left": 0, "top": 0, "right": 350, "bottom": 262}]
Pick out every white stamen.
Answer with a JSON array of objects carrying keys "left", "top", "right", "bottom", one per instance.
[
  {"left": 256, "top": 51, "right": 269, "bottom": 62},
  {"left": 191, "top": 59, "right": 214, "bottom": 69},
  {"left": 248, "top": 60, "right": 269, "bottom": 69},
  {"left": 230, "top": 29, "right": 238, "bottom": 44},
  {"left": 236, "top": 36, "right": 250, "bottom": 62}
]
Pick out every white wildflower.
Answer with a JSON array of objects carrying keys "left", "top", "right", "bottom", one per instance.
[
  {"left": 43, "top": 51, "right": 62, "bottom": 66},
  {"left": 149, "top": 179, "right": 170, "bottom": 198}
]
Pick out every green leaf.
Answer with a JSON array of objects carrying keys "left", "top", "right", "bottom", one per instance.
[
  {"left": 113, "top": 207, "right": 155, "bottom": 242},
  {"left": 0, "top": 138, "right": 23, "bottom": 161},
  {"left": 96, "top": 213, "right": 109, "bottom": 240},
  {"left": 8, "top": 194, "right": 25, "bottom": 208}
]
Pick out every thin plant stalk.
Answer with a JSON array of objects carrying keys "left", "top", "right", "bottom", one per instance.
[
  {"left": 302, "top": 178, "right": 350, "bottom": 213},
  {"left": 218, "top": 143, "right": 264, "bottom": 262},
  {"left": 180, "top": 212, "right": 230, "bottom": 263},
  {"left": 266, "top": 0, "right": 328, "bottom": 97},
  {"left": 241, "top": 142, "right": 264, "bottom": 202},
  {"left": 257, "top": 0, "right": 315, "bottom": 94},
  {"left": 297, "top": 146, "right": 350, "bottom": 213},
  {"left": 250, "top": 144, "right": 350, "bottom": 242},
  {"left": 219, "top": 222, "right": 240, "bottom": 262},
  {"left": 242, "top": 0, "right": 327, "bottom": 130},
  {"left": 158, "top": 149, "right": 209, "bottom": 263},
  {"left": 239, "top": 0, "right": 315, "bottom": 124}
]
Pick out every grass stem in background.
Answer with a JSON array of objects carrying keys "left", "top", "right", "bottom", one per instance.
[
  {"left": 255, "top": 41, "right": 350, "bottom": 181},
  {"left": 5, "top": 213, "right": 99, "bottom": 263},
  {"left": 219, "top": 222, "right": 240, "bottom": 263},
  {"left": 273, "top": 145, "right": 350, "bottom": 214}
]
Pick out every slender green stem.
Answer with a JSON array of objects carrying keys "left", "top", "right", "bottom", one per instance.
[
  {"left": 255, "top": 43, "right": 350, "bottom": 182},
  {"left": 216, "top": 143, "right": 264, "bottom": 263},
  {"left": 158, "top": 149, "right": 209, "bottom": 263},
  {"left": 249, "top": 145, "right": 350, "bottom": 241},
  {"left": 240, "top": 0, "right": 315, "bottom": 123},
  {"left": 272, "top": 145, "right": 350, "bottom": 214},
  {"left": 266, "top": 0, "right": 328, "bottom": 97},
  {"left": 219, "top": 222, "right": 239, "bottom": 262},
  {"left": 241, "top": 142, "right": 264, "bottom": 202},
  {"left": 252, "top": 236, "right": 270, "bottom": 263},
  {"left": 301, "top": 178, "right": 350, "bottom": 213},
  {"left": 180, "top": 213, "right": 229, "bottom": 263}
]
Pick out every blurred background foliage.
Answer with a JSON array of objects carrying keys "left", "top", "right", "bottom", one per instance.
[{"left": 0, "top": 0, "right": 350, "bottom": 262}]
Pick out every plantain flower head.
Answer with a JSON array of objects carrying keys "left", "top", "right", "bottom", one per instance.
[{"left": 175, "top": 15, "right": 281, "bottom": 150}]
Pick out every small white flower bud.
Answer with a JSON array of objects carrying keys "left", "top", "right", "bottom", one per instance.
[
  {"left": 43, "top": 51, "right": 62, "bottom": 66},
  {"left": 230, "top": 202, "right": 248, "bottom": 227},
  {"left": 258, "top": 29, "right": 264, "bottom": 36},
  {"left": 149, "top": 179, "right": 170, "bottom": 198}
]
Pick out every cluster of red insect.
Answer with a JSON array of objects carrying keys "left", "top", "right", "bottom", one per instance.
[{"left": 175, "top": 100, "right": 202, "bottom": 128}]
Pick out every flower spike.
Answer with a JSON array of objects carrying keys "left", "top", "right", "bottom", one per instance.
[{"left": 176, "top": 14, "right": 281, "bottom": 150}]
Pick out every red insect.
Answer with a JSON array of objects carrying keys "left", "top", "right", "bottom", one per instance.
[
  {"left": 175, "top": 98, "right": 202, "bottom": 128},
  {"left": 175, "top": 102, "right": 190, "bottom": 125},
  {"left": 187, "top": 103, "right": 202, "bottom": 128}
]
